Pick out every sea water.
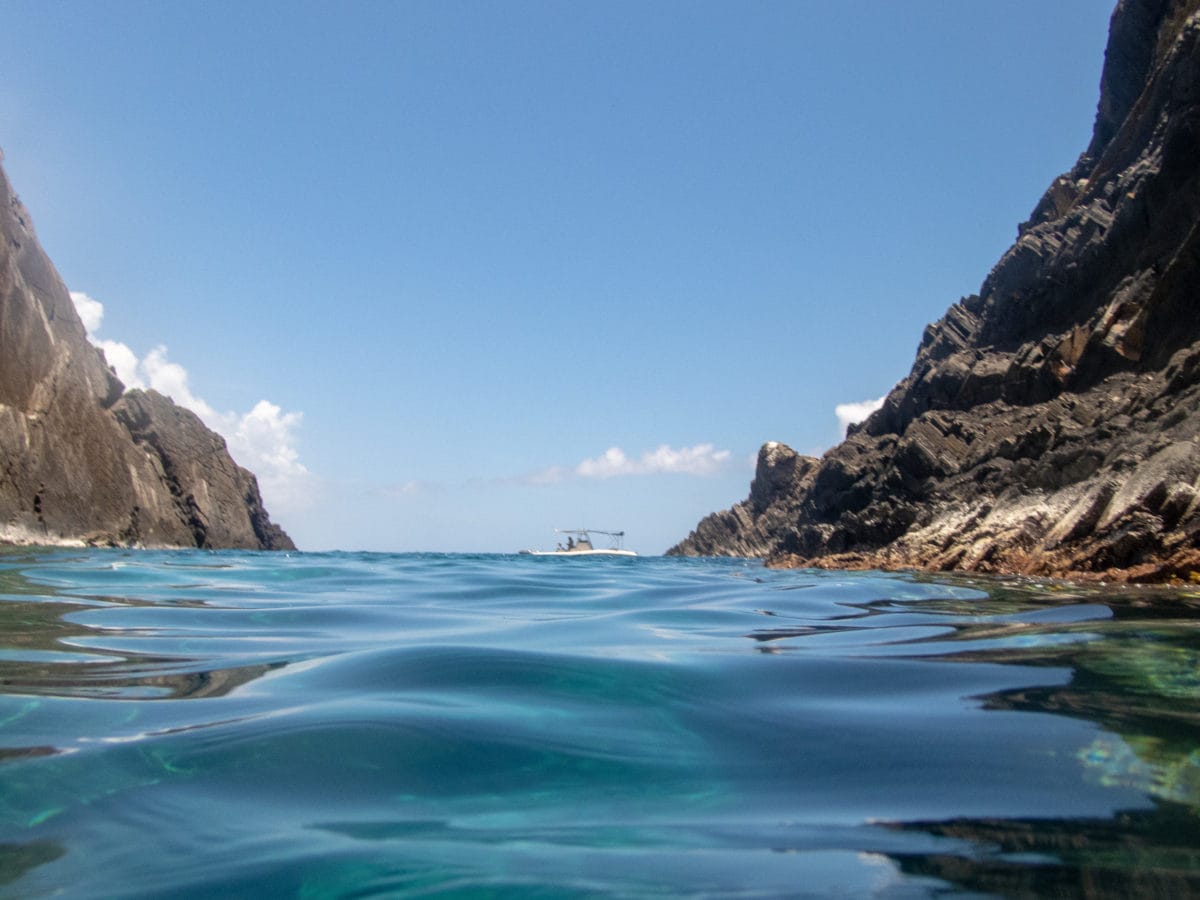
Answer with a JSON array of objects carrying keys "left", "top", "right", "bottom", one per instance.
[{"left": 0, "top": 549, "right": 1197, "bottom": 898}]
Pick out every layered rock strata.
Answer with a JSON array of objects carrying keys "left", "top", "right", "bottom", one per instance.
[
  {"left": 0, "top": 161, "right": 294, "bottom": 550},
  {"left": 669, "top": 0, "right": 1200, "bottom": 582}
]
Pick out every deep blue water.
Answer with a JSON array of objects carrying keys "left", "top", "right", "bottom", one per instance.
[{"left": 0, "top": 549, "right": 1198, "bottom": 897}]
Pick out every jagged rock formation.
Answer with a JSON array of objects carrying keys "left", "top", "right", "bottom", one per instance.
[
  {"left": 0, "top": 160, "right": 294, "bottom": 550},
  {"left": 669, "top": 0, "right": 1200, "bottom": 582}
]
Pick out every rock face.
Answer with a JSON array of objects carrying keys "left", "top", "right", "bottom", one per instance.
[
  {"left": 669, "top": 0, "right": 1200, "bottom": 582},
  {"left": 0, "top": 161, "right": 294, "bottom": 550}
]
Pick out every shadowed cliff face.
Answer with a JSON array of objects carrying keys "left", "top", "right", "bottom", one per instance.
[
  {"left": 670, "top": 0, "right": 1200, "bottom": 582},
  {"left": 0, "top": 162, "right": 294, "bottom": 550}
]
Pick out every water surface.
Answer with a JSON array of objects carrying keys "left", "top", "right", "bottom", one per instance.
[{"left": 0, "top": 549, "right": 1198, "bottom": 897}]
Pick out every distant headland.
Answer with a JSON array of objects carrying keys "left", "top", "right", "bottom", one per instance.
[
  {"left": 670, "top": 0, "right": 1200, "bottom": 582},
  {"left": 0, "top": 162, "right": 293, "bottom": 550}
]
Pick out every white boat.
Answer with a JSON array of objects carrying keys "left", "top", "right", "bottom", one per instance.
[{"left": 519, "top": 529, "right": 637, "bottom": 557}]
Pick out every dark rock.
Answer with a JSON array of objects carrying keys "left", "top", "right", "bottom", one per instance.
[
  {"left": 670, "top": 442, "right": 818, "bottom": 558},
  {"left": 0, "top": 161, "right": 294, "bottom": 550},
  {"left": 113, "top": 390, "right": 294, "bottom": 550},
  {"left": 668, "top": 0, "right": 1200, "bottom": 583}
]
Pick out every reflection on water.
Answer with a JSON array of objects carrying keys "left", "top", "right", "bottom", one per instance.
[
  {"left": 0, "top": 839, "right": 64, "bottom": 889},
  {"left": 0, "top": 551, "right": 288, "bottom": 702},
  {"left": 892, "top": 802, "right": 1200, "bottom": 897},
  {"left": 860, "top": 576, "right": 1200, "bottom": 896},
  {"left": 912, "top": 580, "right": 1200, "bottom": 813},
  {"left": 0, "top": 550, "right": 1197, "bottom": 896}
]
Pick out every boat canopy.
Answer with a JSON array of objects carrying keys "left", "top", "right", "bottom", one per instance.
[
  {"left": 519, "top": 529, "right": 636, "bottom": 556},
  {"left": 555, "top": 529, "right": 627, "bottom": 550}
]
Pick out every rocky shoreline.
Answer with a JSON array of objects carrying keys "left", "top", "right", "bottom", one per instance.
[
  {"left": 0, "top": 161, "right": 293, "bottom": 550},
  {"left": 669, "top": 0, "right": 1200, "bottom": 583}
]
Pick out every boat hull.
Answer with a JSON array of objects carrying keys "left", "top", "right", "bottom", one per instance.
[{"left": 519, "top": 549, "right": 637, "bottom": 557}]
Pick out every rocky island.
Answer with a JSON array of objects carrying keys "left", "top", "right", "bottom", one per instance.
[
  {"left": 669, "top": 0, "right": 1200, "bottom": 582},
  {"left": 0, "top": 161, "right": 294, "bottom": 550}
]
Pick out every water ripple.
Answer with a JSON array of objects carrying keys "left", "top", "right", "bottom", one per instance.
[{"left": 0, "top": 549, "right": 1198, "bottom": 896}]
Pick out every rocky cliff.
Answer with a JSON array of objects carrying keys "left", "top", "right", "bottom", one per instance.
[
  {"left": 0, "top": 161, "right": 294, "bottom": 550},
  {"left": 669, "top": 0, "right": 1200, "bottom": 582}
]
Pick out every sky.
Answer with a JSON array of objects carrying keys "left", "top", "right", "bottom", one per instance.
[{"left": 1, "top": 1, "right": 1115, "bottom": 554}]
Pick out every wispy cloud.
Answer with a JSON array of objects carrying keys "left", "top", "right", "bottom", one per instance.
[
  {"left": 375, "top": 479, "right": 443, "bottom": 499},
  {"left": 521, "top": 465, "right": 571, "bottom": 486},
  {"left": 522, "top": 443, "right": 732, "bottom": 485},
  {"left": 834, "top": 394, "right": 887, "bottom": 437},
  {"left": 70, "top": 291, "right": 311, "bottom": 512}
]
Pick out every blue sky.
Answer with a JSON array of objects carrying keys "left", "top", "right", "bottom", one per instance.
[{"left": 2, "top": 1, "right": 1114, "bottom": 553}]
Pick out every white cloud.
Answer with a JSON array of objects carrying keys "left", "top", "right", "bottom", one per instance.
[
  {"left": 576, "top": 446, "right": 631, "bottom": 478},
  {"left": 639, "top": 443, "right": 732, "bottom": 476},
  {"left": 555, "top": 443, "right": 732, "bottom": 481},
  {"left": 224, "top": 401, "right": 308, "bottom": 508},
  {"left": 835, "top": 395, "right": 887, "bottom": 437},
  {"left": 69, "top": 291, "right": 104, "bottom": 336},
  {"left": 69, "top": 289, "right": 310, "bottom": 513},
  {"left": 95, "top": 339, "right": 144, "bottom": 388},
  {"left": 70, "top": 292, "right": 145, "bottom": 388},
  {"left": 140, "top": 345, "right": 217, "bottom": 420}
]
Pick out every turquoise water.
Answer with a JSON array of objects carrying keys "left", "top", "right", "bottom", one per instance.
[{"left": 0, "top": 550, "right": 1198, "bottom": 897}]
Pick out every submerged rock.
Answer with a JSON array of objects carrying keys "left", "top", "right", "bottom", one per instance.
[
  {"left": 0, "top": 161, "right": 294, "bottom": 550},
  {"left": 669, "top": 0, "right": 1200, "bottom": 582}
]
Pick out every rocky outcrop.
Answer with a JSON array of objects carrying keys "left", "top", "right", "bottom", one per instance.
[
  {"left": 0, "top": 160, "right": 294, "bottom": 550},
  {"left": 669, "top": 0, "right": 1200, "bottom": 582},
  {"left": 672, "top": 443, "right": 821, "bottom": 558}
]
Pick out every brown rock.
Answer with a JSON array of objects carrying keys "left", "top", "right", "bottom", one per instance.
[{"left": 0, "top": 161, "right": 294, "bottom": 550}]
